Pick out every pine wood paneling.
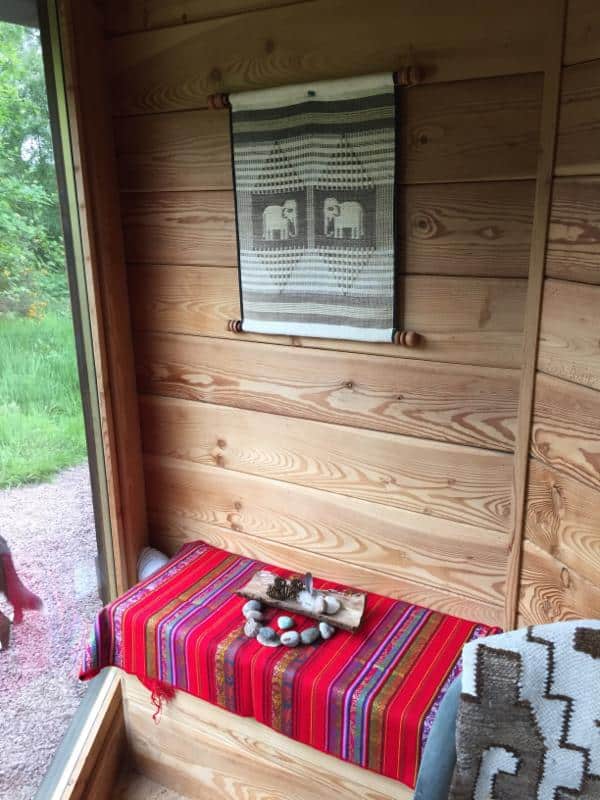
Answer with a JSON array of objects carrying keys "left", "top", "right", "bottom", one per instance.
[
  {"left": 564, "top": 0, "right": 600, "bottom": 65},
  {"left": 121, "top": 192, "right": 236, "bottom": 266},
  {"left": 123, "top": 674, "right": 413, "bottom": 800},
  {"left": 121, "top": 183, "right": 536, "bottom": 278},
  {"left": 107, "top": 0, "right": 553, "bottom": 116},
  {"left": 143, "top": 455, "right": 507, "bottom": 605},
  {"left": 531, "top": 372, "right": 600, "bottom": 491},
  {"left": 538, "top": 278, "right": 600, "bottom": 390},
  {"left": 526, "top": 458, "right": 600, "bottom": 587},
  {"left": 139, "top": 395, "right": 513, "bottom": 532},
  {"left": 115, "top": 110, "right": 231, "bottom": 192},
  {"left": 546, "top": 178, "right": 600, "bottom": 284},
  {"left": 148, "top": 511, "right": 504, "bottom": 625},
  {"left": 398, "top": 74, "right": 542, "bottom": 184},
  {"left": 102, "top": 0, "right": 307, "bottom": 37},
  {"left": 401, "top": 182, "right": 535, "bottom": 278},
  {"left": 112, "top": 78, "right": 542, "bottom": 192},
  {"left": 556, "top": 61, "right": 600, "bottom": 177},
  {"left": 504, "top": 0, "right": 566, "bottom": 630},
  {"left": 128, "top": 265, "right": 527, "bottom": 368},
  {"left": 518, "top": 540, "right": 600, "bottom": 624},
  {"left": 135, "top": 332, "right": 518, "bottom": 450}
]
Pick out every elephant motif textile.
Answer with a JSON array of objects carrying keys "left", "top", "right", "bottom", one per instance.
[{"left": 229, "top": 73, "right": 399, "bottom": 342}]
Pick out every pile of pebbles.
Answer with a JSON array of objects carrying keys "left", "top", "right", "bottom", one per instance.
[{"left": 242, "top": 599, "right": 336, "bottom": 647}]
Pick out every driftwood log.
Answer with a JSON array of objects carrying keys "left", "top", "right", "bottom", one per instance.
[{"left": 237, "top": 570, "right": 366, "bottom": 632}]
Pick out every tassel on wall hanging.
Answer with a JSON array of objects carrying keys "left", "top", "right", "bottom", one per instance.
[{"left": 211, "top": 68, "right": 422, "bottom": 346}]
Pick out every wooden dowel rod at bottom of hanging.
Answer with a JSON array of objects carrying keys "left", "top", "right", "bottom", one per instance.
[
  {"left": 228, "top": 320, "right": 422, "bottom": 347},
  {"left": 393, "top": 330, "right": 423, "bottom": 347}
]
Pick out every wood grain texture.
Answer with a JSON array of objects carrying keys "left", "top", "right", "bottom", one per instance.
[
  {"left": 134, "top": 331, "right": 518, "bottom": 451},
  {"left": 401, "top": 181, "right": 535, "bottom": 277},
  {"left": 102, "top": 0, "right": 307, "bottom": 36},
  {"left": 538, "top": 278, "right": 600, "bottom": 390},
  {"left": 128, "top": 265, "right": 527, "bottom": 368},
  {"left": 139, "top": 395, "right": 513, "bottom": 532},
  {"left": 121, "top": 192, "right": 236, "bottom": 265},
  {"left": 518, "top": 540, "right": 600, "bottom": 624},
  {"left": 398, "top": 74, "right": 543, "bottom": 183},
  {"left": 526, "top": 458, "right": 600, "bottom": 587},
  {"left": 546, "top": 178, "right": 600, "bottom": 284},
  {"left": 556, "top": 61, "right": 600, "bottom": 177},
  {"left": 112, "top": 98, "right": 541, "bottom": 200},
  {"left": 143, "top": 454, "right": 508, "bottom": 606},
  {"left": 149, "top": 509, "right": 504, "bottom": 626},
  {"left": 564, "top": 0, "right": 600, "bottom": 65},
  {"left": 115, "top": 110, "right": 231, "bottom": 192},
  {"left": 59, "top": 0, "right": 148, "bottom": 591},
  {"left": 506, "top": 0, "right": 566, "bottom": 631},
  {"left": 115, "top": 769, "right": 186, "bottom": 800},
  {"left": 123, "top": 673, "right": 412, "bottom": 800},
  {"left": 107, "top": 0, "right": 553, "bottom": 116},
  {"left": 122, "top": 183, "right": 536, "bottom": 277},
  {"left": 531, "top": 372, "right": 600, "bottom": 491}
]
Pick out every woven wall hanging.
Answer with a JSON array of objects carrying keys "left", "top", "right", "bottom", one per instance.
[{"left": 215, "top": 70, "right": 421, "bottom": 346}]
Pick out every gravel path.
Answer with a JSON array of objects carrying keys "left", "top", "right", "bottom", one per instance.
[{"left": 0, "top": 464, "right": 101, "bottom": 800}]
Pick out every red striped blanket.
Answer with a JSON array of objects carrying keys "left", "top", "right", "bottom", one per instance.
[{"left": 80, "top": 541, "right": 499, "bottom": 788}]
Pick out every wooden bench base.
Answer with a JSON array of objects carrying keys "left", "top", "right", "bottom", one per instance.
[{"left": 121, "top": 674, "right": 413, "bottom": 800}]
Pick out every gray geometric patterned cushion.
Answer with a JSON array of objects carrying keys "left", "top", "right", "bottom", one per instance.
[{"left": 450, "top": 620, "right": 600, "bottom": 800}]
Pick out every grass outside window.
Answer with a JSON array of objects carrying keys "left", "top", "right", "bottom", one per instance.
[{"left": 0, "top": 312, "right": 85, "bottom": 488}]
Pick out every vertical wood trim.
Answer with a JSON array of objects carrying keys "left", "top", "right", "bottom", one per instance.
[
  {"left": 505, "top": 0, "right": 567, "bottom": 630},
  {"left": 57, "top": 0, "right": 148, "bottom": 590}
]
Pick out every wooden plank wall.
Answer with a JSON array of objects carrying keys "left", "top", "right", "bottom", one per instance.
[
  {"left": 97, "top": 0, "right": 593, "bottom": 630},
  {"left": 518, "top": 0, "right": 600, "bottom": 624}
]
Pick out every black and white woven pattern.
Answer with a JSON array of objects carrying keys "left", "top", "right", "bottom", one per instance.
[{"left": 229, "top": 73, "right": 397, "bottom": 342}]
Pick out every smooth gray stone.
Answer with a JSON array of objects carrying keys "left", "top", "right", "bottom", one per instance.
[
  {"left": 242, "top": 600, "right": 261, "bottom": 615},
  {"left": 281, "top": 630, "right": 300, "bottom": 647},
  {"left": 258, "top": 626, "right": 276, "bottom": 641},
  {"left": 244, "top": 619, "right": 260, "bottom": 638},
  {"left": 257, "top": 630, "right": 281, "bottom": 647},
  {"left": 243, "top": 608, "right": 263, "bottom": 622},
  {"left": 312, "top": 595, "right": 326, "bottom": 615},
  {"left": 277, "top": 615, "right": 294, "bottom": 630},
  {"left": 324, "top": 596, "right": 341, "bottom": 615},
  {"left": 300, "top": 627, "right": 320, "bottom": 645},
  {"left": 319, "top": 621, "right": 335, "bottom": 640}
]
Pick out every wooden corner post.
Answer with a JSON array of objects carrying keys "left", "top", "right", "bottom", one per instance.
[
  {"left": 505, "top": 0, "right": 567, "bottom": 630},
  {"left": 53, "top": 0, "right": 148, "bottom": 594}
]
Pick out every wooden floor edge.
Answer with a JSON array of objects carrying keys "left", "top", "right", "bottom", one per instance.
[
  {"left": 40, "top": 669, "right": 124, "bottom": 800},
  {"left": 122, "top": 673, "right": 415, "bottom": 800}
]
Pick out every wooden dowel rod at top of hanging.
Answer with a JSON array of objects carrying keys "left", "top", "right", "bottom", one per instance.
[
  {"left": 227, "top": 320, "right": 423, "bottom": 347},
  {"left": 207, "top": 92, "right": 231, "bottom": 110},
  {"left": 207, "top": 65, "right": 423, "bottom": 110}
]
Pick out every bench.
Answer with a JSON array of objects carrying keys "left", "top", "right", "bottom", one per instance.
[{"left": 81, "top": 541, "right": 499, "bottom": 795}]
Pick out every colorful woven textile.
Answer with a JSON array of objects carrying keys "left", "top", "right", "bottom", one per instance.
[
  {"left": 81, "top": 541, "right": 499, "bottom": 788},
  {"left": 229, "top": 73, "right": 398, "bottom": 343}
]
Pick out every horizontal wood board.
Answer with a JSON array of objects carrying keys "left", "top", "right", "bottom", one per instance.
[
  {"left": 107, "top": 0, "right": 553, "bottom": 116},
  {"left": 139, "top": 395, "right": 514, "bottom": 532},
  {"left": 128, "top": 266, "right": 527, "bottom": 368},
  {"left": 143, "top": 454, "right": 508, "bottom": 607},
  {"left": 134, "top": 332, "right": 519, "bottom": 451}
]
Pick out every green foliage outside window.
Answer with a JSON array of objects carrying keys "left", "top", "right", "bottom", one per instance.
[{"left": 0, "top": 22, "right": 67, "bottom": 317}]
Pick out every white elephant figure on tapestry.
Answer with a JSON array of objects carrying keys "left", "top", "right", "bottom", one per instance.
[
  {"left": 262, "top": 199, "right": 298, "bottom": 241},
  {"left": 324, "top": 197, "right": 364, "bottom": 239}
]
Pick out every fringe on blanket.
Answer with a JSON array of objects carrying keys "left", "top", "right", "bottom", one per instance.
[{"left": 140, "top": 676, "right": 177, "bottom": 722}]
